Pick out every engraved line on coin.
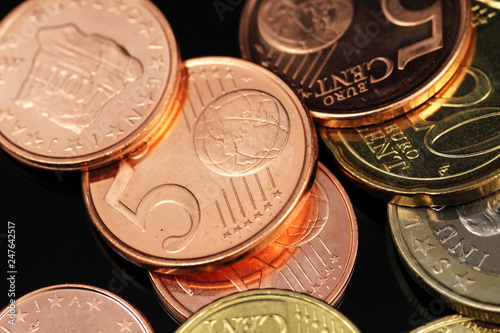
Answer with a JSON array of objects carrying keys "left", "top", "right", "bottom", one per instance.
[
  {"left": 15, "top": 24, "right": 143, "bottom": 135},
  {"left": 275, "top": 51, "right": 285, "bottom": 68},
  {"left": 288, "top": 250, "right": 314, "bottom": 284},
  {"left": 266, "top": 167, "right": 276, "bottom": 188},
  {"left": 308, "top": 43, "right": 338, "bottom": 88},
  {"left": 104, "top": 161, "right": 201, "bottom": 253},
  {"left": 292, "top": 53, "right": 309, "bottom": 81},
  {"left": 283, "top": 54, "right": 296, "bottom": 75},
  {"left": 181, "top": 108, "right": 192, "bottom": 132},
  {"left": 298, "top": 247, "right": 321, "bottom": 277},
  {"left": 243, "top": 177, "right": 257, "bottom": 211},
  {"left": 230, "top": 178, "right": 246, "bottom": 218},
  {"left": 255, "top": 174, "right": 267, "bottom": 202},
  {"left": 284, "top": 263, "right": 306, "bottom": 290},
  {"left": 220, "top": 267, "right": 250, "bottom": 292},
  {"left": 215, "top": 201, "right": 227, "bottom": 229},
  {"left": 300, "top": 51, "right": 322, "bottom": 86},
  {"left": 221, "top": 189, "right": 237, "bottom": 225},
  {"left": 211, "top": 66, "right": 226, "bottom": 94}
]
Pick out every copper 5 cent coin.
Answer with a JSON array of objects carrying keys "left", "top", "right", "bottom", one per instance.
[
  {"left": 83, "top": 57, "right": 317, "bottom": 274},
  {"left": 0, "top": 284, "right": 153, "bottom": 332},
  {"left": 175, "top": 289, "right": 360, "bottom": 333},
  {"left": 320, "top": 1, "right": 500, "bottom": 206},
  {"left": 389, "top": 190, "right": 500, "bottom": 324},
  {"left": 0, "top": 0, "right": 181, "bottom": 170},
  {"left": 240, "top": 0, "right": 472, "bottom": 127},
  {"left": 149, "top": 162, "right": 358, "bottom": 322}
]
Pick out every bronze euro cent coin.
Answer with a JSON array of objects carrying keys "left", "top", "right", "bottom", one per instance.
[
  {"left": 0, "top": 0, "right": 181, "bottom": 170},
  {"left": 389, "top": 190, "right": 500, "bottom": 324},
  {"left": 175, "top": 289, "right": 360, "bottom": 333},
  {"left": 0, "top": 284, "right": 154, "bottom": 332},
  {"left": 83, "top": 57, "right": 317, "bottom": 274},
  {"left": 320, "top": 1, "right": 500, "bottom": 207},
  {"left": 240, "top": 0, "right": 472, "bottom": 127},
  {"left": 149, "top": 162, "right": 358, "bottom": 321}
]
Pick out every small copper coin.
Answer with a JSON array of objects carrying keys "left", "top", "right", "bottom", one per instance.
[
  {"left": 389, "top": 190, "right": 500, "bottom": 324},
  {"left": 149, "top": 162, "right": 358, "bottom": 322},
  {"left": 175, "top": 289, "right": 360, "bottom": 333},
  {"left": 0, "top": 0, "right": 181, "bottom": 170},
  {"left": 83, "top": 57, "right": 317, "bottom": 274},
  {"left": 320, "top": 2, "right": 500, "bottom": 206},
  {"left": 240, "top": 0, "right": 472, "bottom": 127},
  {"left": 0, "top": 284, "right": 153, "bottom": 332}
]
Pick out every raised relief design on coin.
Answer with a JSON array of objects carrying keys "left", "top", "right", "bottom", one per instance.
[
  {"left": 0, "top": 284, "right": 154, "bottom": 332},
  {"left": 0, "top": 0, "right": 179, "bottom": 169},
  {"left": 193, "top": 90, "right": 290, "bottom": 176},
  {"left": 427, "top": 192, "right": 500, "bottom": 276},
  {"left": 175, "top": 290, "right": 360, "bottom": 333},
  {"left": 16, "top": 24, "right": 143, "bottom": 135},
  {"left": 257, "top": 0, "right": 354, "bottom": 54},
  {"left": 105, "top": 160, "right": 201, "bottom": 254}
]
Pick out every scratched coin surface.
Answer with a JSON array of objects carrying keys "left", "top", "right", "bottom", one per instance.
[
  {"left": 240, "top": 0, "right": 472, "bottom": 127},
  {"left": 150, "top": 162, "right": 357, "bottom": 322},
  {"left": 0, "top": 0, "right": 180, "bottom": 170},
  {"left": 83, "top": 57, "right": 317, "bottom": 274},
  {"left": 174, "top": 289, "right": 360, "bottom": 333},
  {"left": 389, "top": 190, "right": 500, "bottom": 324},
  {"left": 410, "top": 315, "right": 500, "bottom": 333},
  {"left": 0, "top": 284, "right": 153, "bottom": 332},
  {"left": 320, "top": 1, "right": 500, "bottom": 206}
]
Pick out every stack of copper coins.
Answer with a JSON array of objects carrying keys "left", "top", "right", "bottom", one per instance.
[{"left": 0, "top": 0, "right": 360, "bottom": 331}]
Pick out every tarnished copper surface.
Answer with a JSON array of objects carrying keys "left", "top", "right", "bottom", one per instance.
[
  {"left": 0, "top": 284, "right": 153, "bottom": 332},
  {"left": 240, "top": 0, "right": 472, "bottom": 127},
  {"left": 0, "top": 0, "right": 181, "bottom": 170},
  {"left": 149, "top": 162, "right": 357, "bottom": 322},
  {"left": 83, "top": 57, "right": 317, "bottom": 274}
]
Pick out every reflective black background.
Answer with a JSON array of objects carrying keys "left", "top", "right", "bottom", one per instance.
[{"left": 0, "top": 1, "right": 455, "bottom": 332}]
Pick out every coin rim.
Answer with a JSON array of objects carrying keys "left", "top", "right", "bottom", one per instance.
[{"left": 0, "top": 0, "right": 182, "bottom": 170}]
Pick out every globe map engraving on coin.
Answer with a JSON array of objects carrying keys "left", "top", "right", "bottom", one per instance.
[
  {"left": 257, "top": 0, "right": 354, "bottom": 53},
  {"left": 193, "top": 90, "right": 290, "bottom": 176}
]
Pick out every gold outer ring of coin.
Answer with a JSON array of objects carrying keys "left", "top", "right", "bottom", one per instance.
[
  {"left": 0, "top": 0, "right": 181, "bottom": 170},
  {"left": 239, "top": 0, "right": 472, "bottom": 127},
  {"left": 0, "top": 284, "right": 154, "bottom": 332},
  {"left": 175, "top": 289, "right": 360, "bottom": 333},
  {"left": 388, "top": 197, "right": 500, "bottom": 324},
  {"left": 409, "top": 315, "right": 500, "bottom": 332},
  {"left": 83, "top": 56, "right": 318, "bottom": 274},
  {"left": 148, "top": 162, "right": 358, "bottom": 322}
]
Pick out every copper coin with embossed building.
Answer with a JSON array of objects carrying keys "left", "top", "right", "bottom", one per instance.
[
  {"left": 319, "top": 1, "right": 500, "bottom": 207},
  {"left": 0, "top": 0, "right": 181, "bottom": 170},
  {"left": 83, "top": 57, "right": 317, "bottom": 274},
  {"left": 175, "top": 289, "right": 361, "bottom": 333},
  {"left": 389, "top": 190, "right": 500, "bottom": 324},
  {"left": 0, "top": 284, "right": 154, "bottom": 332},
  {"left": 149, "top": 162, "right": 357, "bottom": 322},
  {"left": 240, "top": 0, "right": 472, "bottom": 127}
]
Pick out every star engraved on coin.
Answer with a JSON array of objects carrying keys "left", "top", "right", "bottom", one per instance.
[
  {"left": 48, "top": 293, "right": 64, "bottom": 308},
  {"left": 413, "top": 237, "right": 435, "bottom": 256}
]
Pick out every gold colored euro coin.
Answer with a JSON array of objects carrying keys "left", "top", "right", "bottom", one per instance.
[{"left": 175, "top": 289, "right": 360, "bottom": 333}]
